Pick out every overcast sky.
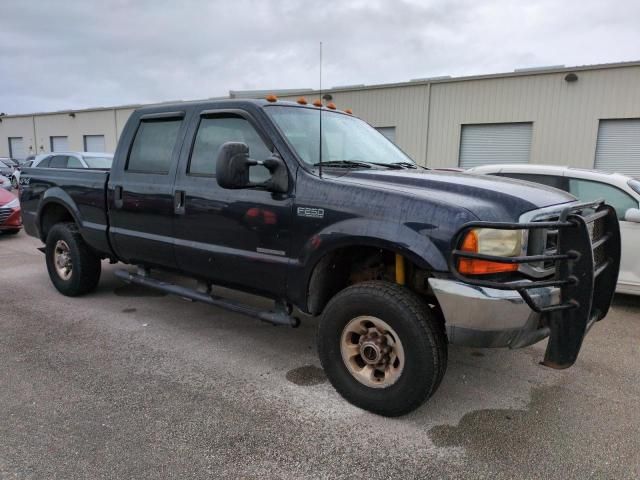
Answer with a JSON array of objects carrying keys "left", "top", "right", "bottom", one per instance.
[{"left": 1, "top": 0, "right": 639, "bottom": 114}]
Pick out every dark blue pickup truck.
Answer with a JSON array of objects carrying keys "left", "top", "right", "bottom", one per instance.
[{"left": 20, "top": 98, "right": 621, "bottom": 416}]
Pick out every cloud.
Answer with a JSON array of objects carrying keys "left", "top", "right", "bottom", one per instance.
[{"left": 1, "top": 0, "right": 639, "bottom": 114}]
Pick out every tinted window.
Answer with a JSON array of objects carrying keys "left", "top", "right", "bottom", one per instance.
[
  {"left": 68, "top": 156, "right": 84, "bottom": 168},
  {"left": 83, "top": 156, "right": 113, "bottom": 169},
  {"left": 189, "top": 115, "right": 271, "bottom": 182},
  {"left": 497, "top": 173, "right": 567, "bottom": 190},
  {"left": 127, "top": 118, "right": 182, "bottom": 173},
  {"left": 569, "top": 178, "right": 639, "bottom": 219},
  {"left": 49, "top": 155, "right": 68, "bottom": 168},
  {"left": 36, "top": 157, "right": 52, "bottom": 167}
]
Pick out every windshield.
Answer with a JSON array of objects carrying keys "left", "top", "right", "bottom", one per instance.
[
  {"left": 83, "top": 156, "right": 113, "bottom": 169},
  {"left": 629, "top": 179, "right": 640, "bottom": 195},
  {"left": 266, "top": 106, "right": 415, "bottom": 168}
]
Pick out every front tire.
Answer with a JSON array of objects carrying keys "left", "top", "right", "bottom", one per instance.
[
  {"left": 45, "top": 222, "right": 101, "bottom": 296},
  {"left": 318, "top": 281, "right": 447, "bottom": 417}
]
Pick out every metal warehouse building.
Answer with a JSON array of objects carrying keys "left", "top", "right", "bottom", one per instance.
[{"left": 1, "top": 61, "right": 639, "bottom": 176}]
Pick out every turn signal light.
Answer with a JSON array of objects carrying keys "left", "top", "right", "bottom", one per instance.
[{"left": 457, "top": 230, "right": 518, "bottom": 275}]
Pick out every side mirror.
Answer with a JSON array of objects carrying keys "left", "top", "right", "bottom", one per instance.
[
  {"left": 624, "top": 207, "right": 640, "bottom": 223},
  {"left": 216, "top": 142, "right": 288, "bottom": 193}
]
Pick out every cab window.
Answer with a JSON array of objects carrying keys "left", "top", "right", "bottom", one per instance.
[
  {"left": 568, "top": 178, "right": 639, "bottom": 219},
  {"left": 188, "top": 115, "right": 271, "bottom": 182},
  {"left": 127, "top": 118, "right": 182, "bottom": 174}
]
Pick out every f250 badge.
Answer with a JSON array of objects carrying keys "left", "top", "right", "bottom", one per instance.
[{"left": 297, "top": 207, "right": 325, "bottom": 219}]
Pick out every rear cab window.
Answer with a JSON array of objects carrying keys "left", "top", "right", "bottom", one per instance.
[{"left": 127, "top": 117, "right": 183, "bottom": 174}]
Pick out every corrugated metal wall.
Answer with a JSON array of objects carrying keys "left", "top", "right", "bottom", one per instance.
[
  {"left": 1, "top": 64, "right": 639, "bottom": 172},
  {"left": 426, "top": 66, "right": 640, "bottom": 169}
]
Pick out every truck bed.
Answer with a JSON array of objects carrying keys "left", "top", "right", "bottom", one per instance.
[{"left": 20, "top": 167, "right": 112, "bottom": 256}]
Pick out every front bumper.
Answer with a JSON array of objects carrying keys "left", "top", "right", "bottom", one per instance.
[
  {"left": 0, "top": 208, "right": 21, "bottom": 229},
  {"left": 435, "top": 200, "right": 621, "bottom": 369},
  {"left": 429, "top": 278, "right": 558, "bottom": 349}
]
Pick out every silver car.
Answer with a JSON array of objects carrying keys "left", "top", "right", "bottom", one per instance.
[{"left": 14, "top": 152, "right": 114, "bottom": 187}]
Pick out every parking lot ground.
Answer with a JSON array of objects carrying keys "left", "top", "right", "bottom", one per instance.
[{"left": 1, "top": 231, "right": 639, "bottom": 479}]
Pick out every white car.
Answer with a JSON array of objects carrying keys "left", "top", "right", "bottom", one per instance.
[
  {"left": 14, "top": 152, "right": 114, "bottom": 187},
  {"left": 468, "top": 164, "right": 640, "bottom": 295},
  {"left": 0, "top": 174, "right": 12, "bottom": 191}
]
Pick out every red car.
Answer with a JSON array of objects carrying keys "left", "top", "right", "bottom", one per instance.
[{"left": 0, "top": 188, "right": 21, "bottom": 235}]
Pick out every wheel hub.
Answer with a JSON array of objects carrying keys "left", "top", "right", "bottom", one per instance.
[
  {"left": 340, "top": 316, "right": 405, "bottom": 388},
  {"left": 359, "top": 330, "right": 391, "bottom": 366},
  {"left": 53, "top": 240, "right": 73, "bottom": 280}
]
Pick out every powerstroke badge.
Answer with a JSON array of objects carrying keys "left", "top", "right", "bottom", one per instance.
[{"left": 297, "top": 207, "right": 325, "bottom": 219}]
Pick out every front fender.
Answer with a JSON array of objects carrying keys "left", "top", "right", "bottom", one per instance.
[{"left": 287, "top": 218, "right": 448, "bottom": 312}]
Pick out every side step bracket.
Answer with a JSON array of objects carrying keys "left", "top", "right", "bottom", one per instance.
[{"left": 114, "top": 269, "right": 300, "bottom": 328}]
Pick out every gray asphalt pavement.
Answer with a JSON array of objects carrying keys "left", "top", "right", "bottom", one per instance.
[{"left": 1, "top": 231, "right": 639, "bottom": 479}]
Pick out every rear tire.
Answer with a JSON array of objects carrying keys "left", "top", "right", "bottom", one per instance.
[
  {"left": 45, "top": 222, "right": 101, "bottom": 296},
  {"left": 318, "top": 281, "right": 447, "bottom": 417}
]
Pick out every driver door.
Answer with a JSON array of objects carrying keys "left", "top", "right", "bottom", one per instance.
[{"left": 172, "top": 110, "right": 294, "bottom": 297}]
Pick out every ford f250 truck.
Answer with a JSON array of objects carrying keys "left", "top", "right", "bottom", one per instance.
[{"left": 20, "top": 98, "right": 621, "bottom": 416}]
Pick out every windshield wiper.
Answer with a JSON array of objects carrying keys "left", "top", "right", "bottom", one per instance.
[
  {"left": 389, "top": 162, "right": 423, "bottom": 169},
  {"left": 313, "top": 160, "right": 372, "bottom": 169}
]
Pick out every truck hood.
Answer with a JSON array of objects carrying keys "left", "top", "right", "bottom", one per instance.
[{"left": 332, "top": 169, "right": 576, "bottom": 221}]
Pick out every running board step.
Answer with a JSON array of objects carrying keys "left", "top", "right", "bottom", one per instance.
[{"left": 114, "top": 269, "right": 300, "bottom": 327}]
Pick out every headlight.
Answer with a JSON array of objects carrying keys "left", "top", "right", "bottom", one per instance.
[
  {"left": 3, "top": 197, "right": 19, "bottom": 209},
  {"left": 458, "top": 228, "right": 524, "bottom": 275}
]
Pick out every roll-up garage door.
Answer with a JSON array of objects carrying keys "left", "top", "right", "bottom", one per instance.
[
  {"left": 84, "top": 135, "right": 106, "bottom": 152},
  {"left": 9, "top": 137, "right": 25, "bottom": 160},
  {"left": 594, "top": 119, "right": 640, "bottom": 178},
  {"left": 50, "top": 136, "right": 69, "bottom": 152},
  {"left": 459, "top": 123, "right": 532, "bottom": 169}
]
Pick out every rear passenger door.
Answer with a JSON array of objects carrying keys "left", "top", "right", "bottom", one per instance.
[{"left": 108, "top": 111, "right": 190, "bottom": 269}]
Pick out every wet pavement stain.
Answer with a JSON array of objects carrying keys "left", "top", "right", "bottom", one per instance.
[
  {"left": 122, "top": 308, "right": 137, "bottom": 313},
  {"left": 113, "top": 284, "right": 167, "bottom": 297},
  {"left": 286, "top": 365, "right": 327, "bottom": 386},
  {"left": 428, "top": 385, "right": 640, "bottom": 478}
]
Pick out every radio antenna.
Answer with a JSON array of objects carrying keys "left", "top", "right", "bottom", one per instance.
[{"left": 318, "top": 41, "right": 323, "bottom": 178}]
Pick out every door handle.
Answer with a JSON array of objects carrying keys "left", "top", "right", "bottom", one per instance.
[
  {"left": 114, "top": 185, "right": 123, "bottom": 209},
  {"left": 174, "top": 190, "right": 186, "bottom": 215}
]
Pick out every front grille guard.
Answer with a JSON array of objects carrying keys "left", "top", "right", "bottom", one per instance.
[{"left": 449, "top": 200, "right": 621, "bottom": 368}]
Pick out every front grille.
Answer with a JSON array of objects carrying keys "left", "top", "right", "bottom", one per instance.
[
  {"left": 0, "top": 207, "right": 12, "bottom": 223},
  {"left": 591, "top": 217, "right": 606, "bottom": 268},
  {"left": 525, "top": 208, "right": 608, "bottom": 275}
]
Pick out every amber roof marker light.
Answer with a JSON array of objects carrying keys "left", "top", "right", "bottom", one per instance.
[
  {"left": 265, "top": 94, "right": 278, "bottom": 102},
  {"left": 312, "top": 99, "right": 323, "bottom": 107},
  {"left": 344, "top": 108, "right": 353, "bottom": 115},
  {"left": 327, "top": 102, "right": 337, "bottom": 110},
  {"left": 297, "top": 97, "right": 308, "bottom": 105}
]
